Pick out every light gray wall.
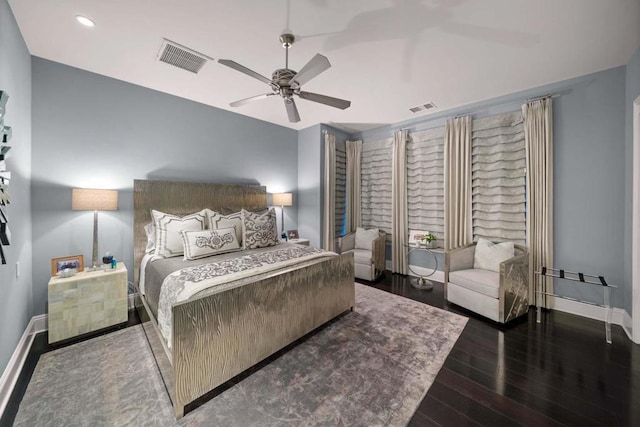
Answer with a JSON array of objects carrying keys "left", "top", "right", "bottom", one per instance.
[
  {"left": 624, "top": 45, "right": 640, "bottom": 316},
  {"left": 297, "top": 125, "right": 322, "bottom": 248},
  {"left": 350, "top": 66, "right": 628, "bottom": 308},
  {"left": 31, "top": 58, "right": 298, "bottom": 316},
  {"left": 552, "top": 66, "right": 626, "bottom": 307},
  {"left": 0, "top": 0, "right": 33, "bottom": 375}
]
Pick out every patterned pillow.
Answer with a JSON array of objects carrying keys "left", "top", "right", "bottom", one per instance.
[
  {"left": 205, "top": 210, "right": 243, "bottom": 246},
  {"left": 241, "top": 208, "right": 278, "bottom": 250},
  {"left": 181, "top": 227, "right": 241, "bottom": 260},
  {"left": 144, "top": 223, "right": 155, "bottom": 254},
  {"left": 151, "top": 210, "right": 207, "bottom": 259}
]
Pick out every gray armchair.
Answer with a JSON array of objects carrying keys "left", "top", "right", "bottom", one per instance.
[
  {"left": 445, "top": 242, "right": 529, "bottom": 323},
  {"left": 338, "top": 231, "right": 386, "bottom": 281}
]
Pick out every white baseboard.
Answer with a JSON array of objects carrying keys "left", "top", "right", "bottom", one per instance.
[
  {"left": 551, "top": 297, "right": 634, "bottom": 341},
  {"left": 0, "top": 316, "right": 40, "bottom": 418}
]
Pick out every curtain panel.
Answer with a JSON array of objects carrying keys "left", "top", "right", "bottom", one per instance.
[
  {"left": 322, "top": 133, "right": 336, "bottom": 251},
  {"left": 444, "top": 116, "right": 473, "bottom": 250},
  {"left": 523, "top": 98, "right": 554, "bottom": 307},
  {"left": 345, "top": 140, "right": 362, "bottom": 234},
  {"left": 392, "top": 129, "right": 409, "bottom": 274}
]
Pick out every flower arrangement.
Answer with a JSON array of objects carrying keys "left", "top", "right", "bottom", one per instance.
[
  {"left": 421, "top": 233, "right": 436, "bottom": 243},
  {"left": 420, "top": 233, "right": 437, "bottom": 248}
]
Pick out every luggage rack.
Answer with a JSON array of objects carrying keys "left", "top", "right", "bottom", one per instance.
[{"left": 535, "top": 266, "right": 616, "bottom": 344}]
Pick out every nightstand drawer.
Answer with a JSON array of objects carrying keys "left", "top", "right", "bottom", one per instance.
[{"left": 48, "top": 263, "right": 128, "bottom": 343}]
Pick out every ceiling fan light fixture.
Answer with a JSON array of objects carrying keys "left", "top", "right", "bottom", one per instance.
[
  {"left": 220, "top": 31, "right": 351, "bottom": 123},
  {"left": 75, "top": 15, "right": 96, "bottom": 27}
]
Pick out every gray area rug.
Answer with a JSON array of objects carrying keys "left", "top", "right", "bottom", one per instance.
[{"left": 15, "top": 284, "right": 467, "bottom": 426}]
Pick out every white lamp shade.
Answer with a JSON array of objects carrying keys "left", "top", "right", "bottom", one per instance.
[
  {"left": 272, "top": 192, "right": 293, "bottom": 207},
  {"left": 72, "top": 188, "right": 118, "bottom": 211}
]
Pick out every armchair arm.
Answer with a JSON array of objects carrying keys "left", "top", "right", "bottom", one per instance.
[
  {"left": 337, "top": 232, "right": 355, "bottom": 253},
  {"left": 500, "top": 251, "right": 530, "bottom": 321},
  {"left": 372, "top": 232, "right": 387, "bottom": 273}
]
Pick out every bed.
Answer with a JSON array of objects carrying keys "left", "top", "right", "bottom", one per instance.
[{"left": 133, "top": 180, "right": 355, "bottom": 419}]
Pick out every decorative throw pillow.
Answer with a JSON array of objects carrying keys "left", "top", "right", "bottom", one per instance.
[
  {"left": 473, "top": 238, "right": 515, "bottom": 273},
  {"left": 144, "top": 223, "right": 156, "bottom": 254},
  {"left": 181, "top": 227, "right": 241, "bottom": 260},
  {"left": 241, "top": 208, "right": 278, "bottom": 250},
  {"left": 355, "top": 227, "right": 379, "bottom": 250},
  {"left": 152, "top": 209, "right": 207, "bottom": 259},
  {"left": 205, "top": 210, "right": 243, "bottom": 246}
]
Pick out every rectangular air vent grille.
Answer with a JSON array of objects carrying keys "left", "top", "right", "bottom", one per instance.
[
  {"left": 157, "top": 39, "right": 212, "bottom": 74},
  {"left": 409, "top": 102, "right": 437, "bottom": 113}
]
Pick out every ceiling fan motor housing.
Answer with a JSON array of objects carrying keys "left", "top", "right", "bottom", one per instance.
[{"left": 272, "top": 68, "right": 298, "bottom": 97}]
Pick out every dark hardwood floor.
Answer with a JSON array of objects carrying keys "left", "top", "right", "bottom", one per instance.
[
  {"left": 363, "top": 272, "right": 640, "bottom": 427},
  {"left": 2, "top": 271, "right": 639, "bottom": 426}
]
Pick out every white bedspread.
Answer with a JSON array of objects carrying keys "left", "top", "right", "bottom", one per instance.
[{"left": 157, "top": 245, "right": 336, "bottom": 347}]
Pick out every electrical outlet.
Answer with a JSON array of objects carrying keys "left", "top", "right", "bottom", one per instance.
[{"left": 15, "top": 261, "right": 19, "bottom": 278}]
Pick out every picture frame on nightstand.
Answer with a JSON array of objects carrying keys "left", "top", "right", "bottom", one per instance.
[
  {"left": 51, "top": 254, "right": 84, "bottom": 276},
  {"left": 287, "top": 229, "right": 299, "bottom": 240}
]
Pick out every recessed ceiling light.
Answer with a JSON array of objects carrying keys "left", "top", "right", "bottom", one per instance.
[{"left": 75, "top": 15, "right": 95, "bottom": 27}]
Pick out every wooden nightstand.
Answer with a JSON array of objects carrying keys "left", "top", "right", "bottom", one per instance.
[
  {"left": 47, "top": 262, "right": 128, "bottom": 343},
  {"left": 287, "top": 238, "right": 310, "bottom": 246}
]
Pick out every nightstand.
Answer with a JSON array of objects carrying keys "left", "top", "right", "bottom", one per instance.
[
  {"left": 48, "top": 262, "right": 128, "bottom": 343},
  {"left": 287, "top": 238, "right": 310, "bottom": 246}
]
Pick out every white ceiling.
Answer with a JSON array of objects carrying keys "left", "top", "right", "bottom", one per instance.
[{"left": 9, "top": 0, "right": 640, "bottom": 131}]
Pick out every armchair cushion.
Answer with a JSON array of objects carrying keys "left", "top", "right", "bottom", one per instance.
[
  {"left": 343, "top": 248, "right": 373, "bottom": 265},
  {"left": 449, "top": 269, "right": 500, "bottom": 299},
  {"left": 355, "top": 227, "right": 380, "bottom": 250},
  {"left": 473, "top": 238, "right": 514, "bottom": 273}
]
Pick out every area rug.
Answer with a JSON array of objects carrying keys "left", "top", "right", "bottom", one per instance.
[{"left": 15, "top": 284, "right": 467, "bottom": 426}]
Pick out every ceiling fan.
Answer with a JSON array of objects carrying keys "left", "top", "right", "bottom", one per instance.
[{"left": 218, "top": 32, "right": 351, "bottom": 123}]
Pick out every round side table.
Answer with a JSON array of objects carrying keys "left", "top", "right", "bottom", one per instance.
[{"left": 406, "top": 244, "right": 439, "bottom": 291}]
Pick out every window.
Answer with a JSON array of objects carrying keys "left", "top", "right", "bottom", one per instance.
[
  {"left": 407, "top": 127, "right": 445, "bottom": 241},
  {"left": 361, "top": 138, "right": 393, "bottom": 233},
  {"left": 471, "top": 112, "right": 526, "bottom": 246}
]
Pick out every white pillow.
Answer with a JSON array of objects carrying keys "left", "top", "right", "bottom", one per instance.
[
  {"left": 144, "top": 223, "right": 155, "bottom": 254},
  {"left": 473, "top": 238, "right": 515, "bottom": 273},
  {"left": 152, "top": 209, "right": 207, "bottom": 259},
  {"left": 181, "top": 227, "right": 241, "bottom": 260},
  {"left": 205, "top": 210, "right": 243, "bottom": 246},
  {"left": 241, "top": 208, "right": 278, "bottom": 250},
  {"left": 355, "top": 227, "right": 379, "bottom": 250}
]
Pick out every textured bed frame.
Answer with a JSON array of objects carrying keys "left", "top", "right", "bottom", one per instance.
[{"left": 133, "top": 180, "right": 355, "bottom": 418}]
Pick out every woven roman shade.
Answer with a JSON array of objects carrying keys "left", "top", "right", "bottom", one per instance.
[
  {"left": 407, "top": 127, "right": 445, "bottom": 241},
  {"left": 335, "top": 142, "right": 347, "bottom": 237},
  {"left": 471, "top": 111, "right": 526, "bottom": 246},
  {"left": 361, "top": 138, "right": 393, "bottom": 233}
]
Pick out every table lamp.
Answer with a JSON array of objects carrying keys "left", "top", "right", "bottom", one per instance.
[
  {"left": 72, "top": 188, "right": 118, "bottom": 270},
  {"left": 272, "top": 192, "right": 293, "bottom": 240}
]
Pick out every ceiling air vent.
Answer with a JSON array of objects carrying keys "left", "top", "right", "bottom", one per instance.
[
  {"left": 409, "top": 102, "right": 437, "bottom": 113},
  {"left": 157, "top": 39, "right": 212, "bottom": 74}
]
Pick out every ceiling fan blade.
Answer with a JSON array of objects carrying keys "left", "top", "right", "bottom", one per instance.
[
  {"left": 218, "top": 59, "right": 272, "bottom": 85},
  {"left": 291, "top": 54, "right": 331, "bottom": 86},
  {"left": 284, "top": 98, "right": 301, "bottom": 123},
  {"left": 229, "top": 93, "right": 275, "bottom": 107},
  {"left": 298, "top": 91, "right": 351, "bottom": 110}
]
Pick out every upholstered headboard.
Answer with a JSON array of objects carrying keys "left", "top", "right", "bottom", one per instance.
[{"left": 133, "top": 179, "right": 267, "bottom": 288}]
